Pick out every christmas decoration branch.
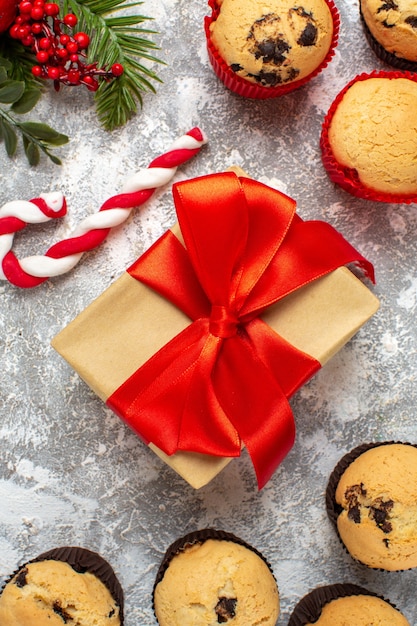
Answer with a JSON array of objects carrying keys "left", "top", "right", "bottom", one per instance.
[
  {"left": 62, "top": 0, "right": 163, "bottom": 130},
  {"left": 0, "top": 0, "right": 163, "bottom": 164}
]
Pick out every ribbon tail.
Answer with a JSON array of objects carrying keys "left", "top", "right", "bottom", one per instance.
[{"left": 213, "top": 321, "right": 321, "bottom": 489}]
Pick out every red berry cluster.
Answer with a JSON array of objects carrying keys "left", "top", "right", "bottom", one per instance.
[{"left": 9, "top": 1, "right": 124, "bottom": 91}]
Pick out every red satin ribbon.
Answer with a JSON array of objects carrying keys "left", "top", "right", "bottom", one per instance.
[{"left": 107, "top": 173, "right": 375, "bottom": 488}]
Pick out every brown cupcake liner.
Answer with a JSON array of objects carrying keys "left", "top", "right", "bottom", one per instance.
[
  {"left": 325, "top": 441, "right": 417, "bottom": 572},
  {"left": 360, "top": 8, "right": 417, "bottom": 72},
  {"left": 152, "top": 528, "right": 276, "bottom": 615},
  {"left": 320, "top": 70, "right": 417, "bottom": 204},
  {"left": 288, "top": 582, "right": 399, "bottom": 625},
  {"left": 205, "top": 0, "right": 340, "bottom": 99},
  {"left": 0, "top": 546, "right": 124, "bottom": 623}
]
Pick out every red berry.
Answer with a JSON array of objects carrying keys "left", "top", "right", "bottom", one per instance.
[
  {"left": 67, "top": 69, "right": 81, "bottom": 84},
  {"left": 9, "top": 23, "right": 21, "bottom": 38},
  {"left": 74, "top": 31, "right": 89, "bottom": 49},
  {"left": 44, "top": 2, "right": 59, "bottom": 16},
  {"left": 111, "top": 63, "right": 124, "bottom": 77},
  {"left": 21, "top": 34, "right": 34, "bottom": 45},
  {"left": 36, "top": 50, "right": 49, "bottom": 63},
  {"left": 39, "top": 36, "right": 51, "bottom": 49},
  {"left": 66, "top": 40, "right": 78, "bottom": 54},
  {"left": 83, "top": 76, "right": 99, "bottom": 91},
  {"left": 19, "top": 1, "right": 33, "bottom": 13},
  {"left": 69, "top": 53, "right": 78, "bottom": 62},
  {"left": 17, "top": 23, "right": 31, "bottom": 38},
  {"left": 31, "top": 21, "right": 42, "bottom": 33},
  {"left": 59, "top": 33, "right": 69, "bottom": 45},
  {"left": 31, "top": 65, "right": 43, "bottom": 77},
  {"left": 56, "top": 47, "right": 69, "bottom": 60},
  {"left": 30, "top": 5, "right": 44, "bottom": 19},
  {"left": 47, "top": 66, "right": 60, "bottom": 79},
  {"left": 63, "top": 13, "right": 77, "bottom": 27}
]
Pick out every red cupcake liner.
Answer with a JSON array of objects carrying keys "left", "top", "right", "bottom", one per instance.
[
  {"left": 360, "top": 7, "right": 417, "bottom": 72},
  {"left": 288, "top": 583, "right": 401, "bottom": 625},
  {"left": 320, "top": 70, "right": 417, "bottom": 203},
  {"left": 205, "top": 0, "right": 340, "bottom": 99}
]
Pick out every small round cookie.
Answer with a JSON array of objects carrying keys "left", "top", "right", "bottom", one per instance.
[
  {"left": 0, "top": 547, "right": 123, "bottom": 626},
  {"left": 206, "top": 0, "right": 339, "bottom": 98},
  {"left": 321, "top": 71, "right": 417, "bottom": 202},
  {"left": 360, "top": 0, "right": 417, "bottom": 71},
  {"left": 288, "top": 583, "right": 410, "bottom": 625},
  {"left": 326, "top": 442, "right": 417, "bottom": 571},
  {"left": 153, "top": 529, "right": 280, "bottom": 625}
]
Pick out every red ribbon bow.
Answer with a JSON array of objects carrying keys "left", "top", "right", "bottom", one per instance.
[{"left": 107, "top": 173, "right": 374, "bottom": 488}]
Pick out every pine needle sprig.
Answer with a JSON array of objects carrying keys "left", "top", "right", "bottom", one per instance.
[{"left": 63, "top": 0, "right": 164, "bottom": 130}]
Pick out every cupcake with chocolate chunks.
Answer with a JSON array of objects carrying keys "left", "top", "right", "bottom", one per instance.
[
  {"left": 205, "top": 0, "right": 339, "bottom": 98},
  {"left": 0, "top": 546, "right": 123, "bottom": 625},
  {"left": 326, "top": 442, "right": 417, "bottom": 571},
  {"left": 288, "top": 583, "right": 410, "bottom": 625},
  {"left": 360, "top": 0, "right": 417, "bottom": 71},
  {"left": 321, "top": 71, "right": 417, "bottom": 203},
  {"left": 153, "top": 529, "right": 280, "bottom": 625}
]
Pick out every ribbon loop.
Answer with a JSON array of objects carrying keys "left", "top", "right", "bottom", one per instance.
[{"left": 209, "top": 304, "right": 239, "bottom": 338}]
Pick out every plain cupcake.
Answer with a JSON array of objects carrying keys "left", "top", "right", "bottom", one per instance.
[
  {"left": 326, "top": 442, "right": 417, "bottom": 571},
  {"left": 0, "top": 546, "right": 123, "bottom": 626},
  {"left": 360, "top": 0, "right": 417, "bottom": 71},
  {"left": 205, "top": 0, "right": 339, "bottom": 99},
  {"left": 321, "top": 71, "right": 417, "bottom": 203},
  {"left": 288, "top": 583, "right": 410, "bottom": 625},
  {"left": 153, "top": 529, "right": 280, "bottom": 625}
]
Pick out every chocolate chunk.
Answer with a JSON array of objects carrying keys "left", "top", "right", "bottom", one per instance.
[
  {"left": 370, "top": 498, "right": 393, "bottom": 533},
  {"left": 382, "top": 19, "right": 396, "bottom": 27},
  {"left": 230, "top": 63, "right": 243, "bottom": 73},
  {"left": 345, "top": 484, "right": 366, "bottom": 523},
  {"left": 53, "top": 601, "right": 73, "bottom": 623},
  {"left": 405, "top": 15, "right": 417, "bottom": 28},
  {"left": 251, "top": 67, "right": 299, "bottom": 85},
  {"left": 377, "top": 0, "right": 398, "bottom": 11},
  {"left": 298, "top": 22, "right": 318, "bottom": 46},
  {"left": 348, "top": 504, "right": 361, "bottom": 523},
  {"left": 248, "top": 14, "right": 291, "bottom": 67},
  {"left": 255, "top": 37, "right": 290, "bottom": 64},
  {"left": 14, "top": 567, "right": 28, "bottom": 588},
  {"left": 215, "top": 597, "right": 237, "bottom": 623}
]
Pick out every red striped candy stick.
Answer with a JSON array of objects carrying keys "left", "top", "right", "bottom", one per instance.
[{"left": 1, "top": 127, "right": 207, "bottom": 288}]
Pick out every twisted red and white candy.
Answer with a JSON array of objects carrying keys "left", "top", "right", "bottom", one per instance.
[
  {"left": 0, "top": 193, "right": 67, "bottom": 285},
  {"left": 0, "top": 127, "right": 207, "bottom": 288}
]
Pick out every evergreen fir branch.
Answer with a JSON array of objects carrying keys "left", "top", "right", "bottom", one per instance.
[{"left": 62, "top": 0, "right": 164, "bottom": 130}]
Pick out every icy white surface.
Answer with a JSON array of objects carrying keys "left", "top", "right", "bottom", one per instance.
[{"left": 1, "top": 0, "right": 417, "bottom": 624}]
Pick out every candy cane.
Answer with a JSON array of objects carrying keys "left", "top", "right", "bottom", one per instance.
[
  {"left": 0, "top": 193, "right": 67, "bottom": 282},
  {"left": 1, "top": 127, "right": 207, "bottom": 288}
]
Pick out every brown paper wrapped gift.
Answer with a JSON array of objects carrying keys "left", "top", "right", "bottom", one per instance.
[{"left": 52, "top": 170, "right": 379, "bottom": 489}]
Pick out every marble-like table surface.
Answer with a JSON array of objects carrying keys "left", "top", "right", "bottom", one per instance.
[{"left": 1, "top": 0, "right": 416, "bottom": 623}]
